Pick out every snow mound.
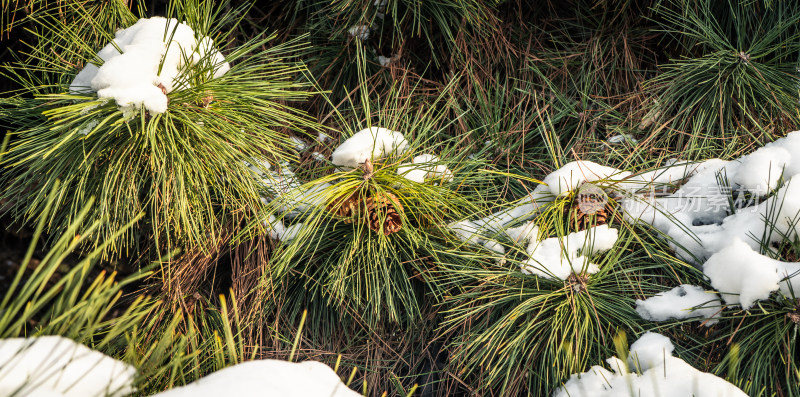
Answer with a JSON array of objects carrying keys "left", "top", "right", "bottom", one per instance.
[
  {"left": 703, "top": 238, "right": 800, "bottom": 309},
  {"left": 627, "top": 332, "right": 674, "bottom": 371},
  {"left": 553, "top": 332, "right": 746, "bottom": 397},
  {"left": 635, "top": 284, "right": 722, "bottom": 326},
  {"left": 70, "top": 17, "right": 230, "bottom": 115},
  {"left": 0, "top": 336, "right": 136, "bottom": 397},
  {"left": 521, "top": 224, "right": 618, "bottom": 280},
  {"left": 331, "top": 127, "right": 409, "bottom": 170},
  {"left": 151, "top": 359, "right": 360, "bottom": 397}
]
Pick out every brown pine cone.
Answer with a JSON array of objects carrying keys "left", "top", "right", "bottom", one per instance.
[
  {"left": 327, "top": 190, "right": 362, "bottom": 223},
  {"left": 365, "top": 192, "right": 404, "bottom": 236}
]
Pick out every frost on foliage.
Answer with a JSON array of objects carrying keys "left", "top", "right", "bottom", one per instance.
[
  {"left": 151, "top": 359, "right": 360, "bottom": 397},
  {"left": 552, "top": 332, "right": 747, "bottom": 397},
  {"left": 331, "top": 127, "right": 409, "bottom": 170},
  {"left": 0, "top": 336, "right": 136, "bottom": 397},
  {"left": 635, "top": 284, "right": 722, "bottom": 326},
  {"left": 521, "top": 224, "right": 618, "bottom": 280},
  {"left": 397, "top": 154, "right": 453, "bottom": 183},
  {"left": 70, "top": 17, "right": 230, "bottom": 116},
  {"left": 703, "top": 239, "right": 800, "bottom": 309}
]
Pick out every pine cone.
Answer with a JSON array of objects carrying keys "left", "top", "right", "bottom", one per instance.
[
  {"left": 570, "top": 183, "right": 611, "bottom": 230},
  {"left": 365, "top": 192, "right": 404, "bottom": 236},
  {"left": 328, "top": 190, "right": 362, "bottom": 223}
]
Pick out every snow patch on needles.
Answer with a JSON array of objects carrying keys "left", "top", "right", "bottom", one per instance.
[
  {"left": 151, "top": 359, "right": 360, "bottom": 397},
  {"left": 347, "top": 25, "right": 370, "bottom": 41},
  {"left": 542, "top": 160, "right": 631, "bottom": 196},
  {"left": 636, "top": 284, "right": 722, "bottom": 325},
  {"left": 331, "top": 127, "right": 409, "bottom": 170},
  {"left": 397, "top": 154, "right": 453, "bottom": 183},
  {"left": 0, "top": 336, "right": 136, "bottom": 397},
  {"left": 552, "top": 332, "right": 747, "bottom": 397},
  {"left": 521, "top": 224, "right": 619, "bottom": 280},
  {"left": 70, "top": 17, "right": 230, "bottom": 115}
]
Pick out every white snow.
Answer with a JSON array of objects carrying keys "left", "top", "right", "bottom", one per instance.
[
  {"left": 607, "top": 134, "right": 637, "bottom": 144},
  {"left": 265, "top": 214, "right": 286, "bottom": 240},
  {"left": 504, "top": 221, "right": 539, "bottom": 245},
  {"left": 0, "top": 336, "right": 136, "bottom": 397},
  {"left": 270, "top": 181, "right": 333, "bottom": 216},
  {"left": 448, "top": 220, "right": 483, "bottom": 246},
  {"left": 70, "top": 17, "right": 230, "bottom": 115},
  {"left": 374, "top": 0, "right": 388, "bottom": 18},
  {"left": 542, "top": 161, "right": 631, "bottom": 196},
  {"left": 635, "top": 284, "right": 722, "bottom": 326},
  {"left": 703, "top": 238, "right": 800, "bottom": 309},
  {"left": 616, "top": 132, "right": 800, "bottom": 316},
  {"left": 290, "top": 137, "right": 308, "bottom": 151},
  {"left": 553, "top": 332, "right": 747, "bottom": 397},
  {"left": 397, "top": 154, "right": 453, "bottom": 183},
  {"left": 378, "top": 54, "right": 399, "bottom": 67},
  {"left": 331, "top": 127, "right": 409, "bottom": 170},
  {"left": 76, "top": 120, "right": 99, "bottom": 136},
  {"left": 447, "top": 185, "right": 553, "bottom": 254},
  {"left": 627, "top": 332, "right": 674, "bottom": 371},
  {"left": 277, "top": 223, "right": 305, "bottom": 243},
  {"left": 151, "top": 359, "right": 360, "bottom": 397},
  {"left": 733, "top": 146, "right": 790, "bottom": 196},
  {"left": 347, "top": 25, "right": 370, "bottom": 41},
  {"left": 521, "top": 224, "right": 619, "bottom": 280}
]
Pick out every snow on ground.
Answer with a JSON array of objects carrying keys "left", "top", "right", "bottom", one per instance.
[
  {"left": 552, "top": 332, "right": 747, "bottom": 397},
  {"left": 635, "top": 284, "right": 722, "bottom": 325},
  {"left": 0, "top": 336, "right": 136, "bottom": 397},
  {"left": 151, "top": 359, "right": 360, "bottom": 397},
  {"left": 70, "top": 17, "right": 229, "bottom": 116}
]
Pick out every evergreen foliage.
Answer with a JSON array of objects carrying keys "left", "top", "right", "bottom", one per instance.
[{"left": 1, "top": 0, "right": 800, "bottom": 396}]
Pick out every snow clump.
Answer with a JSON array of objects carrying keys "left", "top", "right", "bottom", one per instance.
[
  {"left": 703, "top": 239, "right": 800, "bottom": 309},
  {"left": 0, "top": 336, "right": 136, "bottom": 397},
  {"left": 331, "top": 127, "right": 409, "bottom": 170},
  {"left": 397, "top": 154, "right": 453, "bottom": 183},
  {"left": 542, "top": 160, "right": 630, "bottom": 197},
  {"left": 552, "top": 332, "right": 747, "bottom": 397},
  {"left": 521, "top": 224, "right": 619, "bottom": 280},
  {"left": 151, "top": 359, "right": 360, "bottom": 397},
  {"left": 347, "top": 25, "right": 370, "bottom": 41},
  {"left": 70, "top": 17, "right": 230, "bottom": 116},
  {"left": 635, "top": 284, "right": 722, "bottom": 325}
]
